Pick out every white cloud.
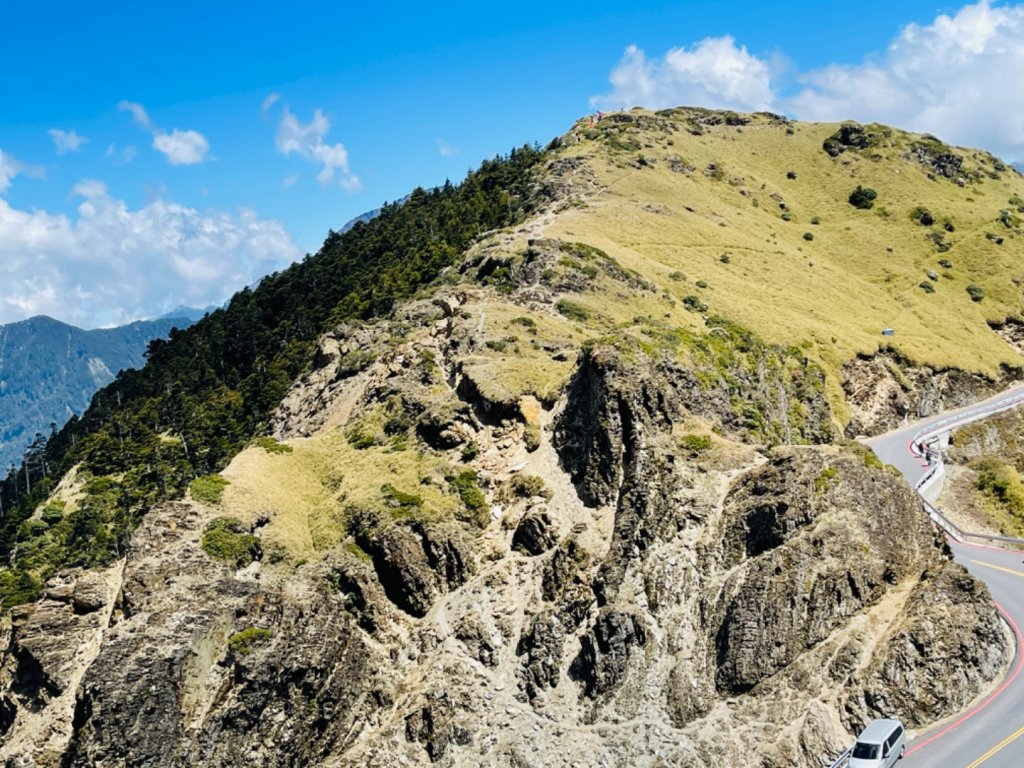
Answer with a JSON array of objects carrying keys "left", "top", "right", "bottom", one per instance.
[
  {"left": 0, "top": 179, "right": 301, "bottom": 327},
  {"left": 118, "top": 100, "right": 152, "bottom": 129},
  {"left": 787, "top": 1, "right": 1024, "bottom": 160},
  {"left": 592, "top": 2, "right": 1024, "bottom": 162},
  {"left": 48, "top": 129, "right": 88, "bottom": 154},
  {"left": 592, "top": 38, "right": 776, "bottom": 112},
  {"left": 119, "top": 100, "right": 210, "bottom": 165},
  {"left": 106, "top": 143, "right": 137, "bottom": 163},
  {"left": 282, "top": 174, "right": 299, "bottom": 188},
  {"left": 437, "top": 139, "right": 458, "bottom": 157},
  {"left": 0, "top": 149, "right": 19, "bottom": 194},
  {"left": 275, "top": 107, "right": 360, "bottom": 191},
  {"left": 262, "top": 92, "right": 281, "bottom": 112},
  {"left": 152, "top": 128, "right": 209, "bottom": 165}
]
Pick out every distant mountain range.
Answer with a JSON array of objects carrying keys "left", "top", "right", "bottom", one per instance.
[
  {"left": 341, "top": 194, "right": 414, "bottom": 233},
  {"left": 0, "top": 314, "right": 194, "bottom": 470}
]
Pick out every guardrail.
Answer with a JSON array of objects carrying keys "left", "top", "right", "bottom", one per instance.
[
  {"left": 907, "top": 387, "right": 1024, "bottom": 462},
  {"left": 901, "top": 388, "right": 1024, "bottom": 548},
  {"left": 825, "top": 746, "right": 851, "bottom": 767}
]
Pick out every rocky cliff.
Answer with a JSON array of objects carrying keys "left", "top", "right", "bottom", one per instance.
[{"left": 2, "top": 108, "right": 1022, "bottom": 766}]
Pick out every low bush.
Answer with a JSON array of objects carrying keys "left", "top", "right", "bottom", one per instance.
[
  {"left": 190, "top": 474, "right": 230, "bottom": 505},
  {"left": 251, "top": 436, "right": 293, "bottom": 454},
  {"left": 228, "top": 627, "right": 273, "bottom": 655},
  {"left": 509, "top": 474, "right": 552, "bottom": 500},
  {"left": 848, "top": 186, "right": 878, "bottom": 210},
  {"left": 201, "top": 517, "right": 260, "bottom": 565},
  {"left": 679, "top": 433, "right": 712, "bottom": 453},
  {"left": 555, "top": 299, "right": 590, "bottom": 322}
]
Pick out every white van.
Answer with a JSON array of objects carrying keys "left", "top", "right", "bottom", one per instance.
[{"left": 849, "top": 718, "right": 905, "bottom": 767}]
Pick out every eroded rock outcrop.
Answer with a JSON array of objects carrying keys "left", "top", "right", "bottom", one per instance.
[{"left": 843, "top": 350, "right": 1021, "bottom": 437}]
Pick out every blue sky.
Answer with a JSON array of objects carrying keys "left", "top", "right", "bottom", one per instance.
[{"left": 1, "top": 1, "right": 1022, "bottom": 327}]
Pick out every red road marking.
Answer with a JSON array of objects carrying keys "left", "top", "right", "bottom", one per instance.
[{"left": 905, "top": 599, "right": 1024, "bottom": 757}]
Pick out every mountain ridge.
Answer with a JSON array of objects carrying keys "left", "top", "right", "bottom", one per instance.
[
  {"left": 0, "top": 314, "right": 193, "bottom": 471},
  {"left": 1, "top": 108, "right": 1023, "bottom": 766}
]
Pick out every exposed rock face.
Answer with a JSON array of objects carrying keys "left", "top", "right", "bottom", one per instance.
[
  {"left": 49, "top": 502, "right": 394, "bottom": 768},
  {"left": 843, "top": 350, "right": 1020, "bottom": 437},
  {"left": 823, "top": 122, "right": 872, "bottom": 157},
  {"left": 511, "top": 509, "right": 558, "bottom": 555},
  {"left": 1, "top": 111, "right": 1016, "bottom": 767},
  {"left": 2, "top": 331, "right": 1010, "bottom": 767},
  {"left": 352, "top": 512, "right": 474, "bottom": 618}
]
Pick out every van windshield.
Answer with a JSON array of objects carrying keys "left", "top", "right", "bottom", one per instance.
[{"left": 852, "top": 742, "right": 880, "bottom": 759}]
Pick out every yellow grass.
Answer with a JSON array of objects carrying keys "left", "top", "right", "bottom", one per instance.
[
  {"left": 220, "top": 429, "right": 459, "bottom": 560},
  {"left": 544, "top": 110, "right": 1024, "bottom": 395}
]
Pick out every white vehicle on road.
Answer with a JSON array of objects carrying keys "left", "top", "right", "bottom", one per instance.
[{"left": 850, "top": 718, "right": 905, "bottom": 768}]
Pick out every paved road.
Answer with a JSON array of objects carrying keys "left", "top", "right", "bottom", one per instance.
[{"left": 867, "top": 389, "right": 1024, "bottom": 768}]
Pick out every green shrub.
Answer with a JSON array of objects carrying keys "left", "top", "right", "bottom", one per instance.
[
  {"left": 251, "top": 436, "right": 293, "bottom": 454},
  {"left": 972, "top": 457, "right": 1024, "bottom": 520},
  {"left": 815, "top": 466, "right": 839, "bottom": 492},
  {"left": 510, "top": 316, "right": 537, "bottom": 332},
  {"left": 919, "top": 281, "right": 935, "bottom": 294},
  {"left": 909, "top": 206, "right": 933, "bottom": 225},
  {"left": 460, "top": 442, "right": 479, "bottom": 461},
  {"left": 669, "top": 271, "right": 686, "bottom": 282},
  {"left": 695, "top": 280, "right": 708, "bottom": 289},
  {"left": 803, "top": 232, "right": 814, "bottom": 241},
  {"left": 682, "top": 295, "right": 709, "bottom": 313},
  {"left": 380, "top": 483, "right": 423, "bottom": 513},
  {"left": 346, "top": 422, "right": 377, "bottom": 449},
  {"left": 524, "top": 424, "right": 541, "bottom": 453},
  {"left": 680, "top": 434, "right": 712, "bottom": 453},
  {"left": 810, "top": 216, "right": 821, "bottom": 225},
  {"left": 40, "top": 502, "right": 65, "bottom": 526},
  {"left": 228, "top": 627, "right": 273, "bottom": 655},
  {"left": 17, "top": 519, "right": 50, "bottom": 540},
  {"left": 781, "top": 211, "right": 792, "bottom": 221},
  {"left": 190, "top": 474, "right": 230, "bottom": 505},
  {"left": 719, "top": 253, "right": 731, "bottom": 264},
  {"left": 555, "top": 299, "right": 590, "bottom": 322},
  {"left": 448, "top": 470, "right": 489, "bottom": 526},
  {"left": 509, "top": 474, "right": 552, "bottom": 500},
  {"left": 938, "top": 259, "right": 953, "bottom": 269},
  {"left": 201, "top": 517, "right": 260, "bottom": 565},
  {"left": 848, "top": 186, "right": 878, "bottom": 210},
  {"left": 966, "top": 284, "right": 985, "bottom": 302}
]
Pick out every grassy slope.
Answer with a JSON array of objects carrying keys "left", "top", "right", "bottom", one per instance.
[{"left": 544, "top": 109, "right": 1024, "bottom": 416}]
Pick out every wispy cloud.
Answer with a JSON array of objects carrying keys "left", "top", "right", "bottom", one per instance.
[
  {"left": 282, "top": 174, "right": 299, "bottom": 188},
  {"left": 275, "top": 107, "right": 360, "bottom": 191},
  {"left": 437, "top": 139, "right": 458, "bottom": 157},
  {"left": 262, "top": 92, "right": 281, "bottom": 112},
  {"left": 48, "top": 129, "right": 88, "bottom": 154},
  {"left": 0, "top": 149, "right": 19, "bottom": 193},
  {"left": 105, "top": 143, "right": 138, "bottom": 163},
  {"left": 118, "top": 100, "right": 210, "bottom": 165},
  {"left": 0, "top": 149, "right": 45, "bottom": 194},
  {"left": 118, "top": 100, "right": 152, "bottom": 129}
]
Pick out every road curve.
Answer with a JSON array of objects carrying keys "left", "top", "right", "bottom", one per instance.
[{"left": 868, "top": 388, "right": 1024, "bottom": 768}]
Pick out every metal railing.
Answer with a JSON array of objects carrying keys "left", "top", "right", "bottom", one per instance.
[{"left": 825, "top": 746, "right": 851, "bottom": 767}]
